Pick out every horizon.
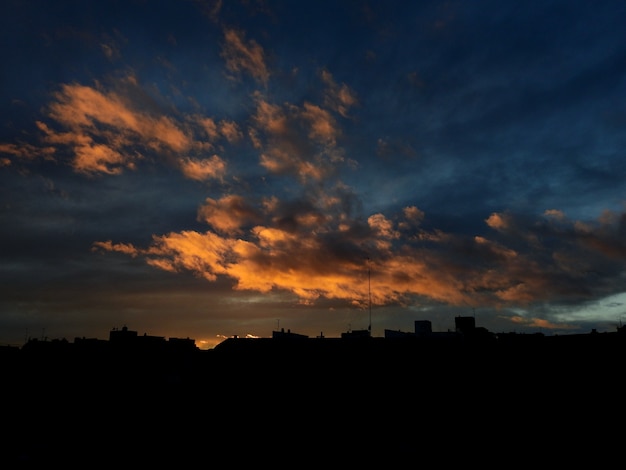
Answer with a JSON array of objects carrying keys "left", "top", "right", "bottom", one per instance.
[{"left": 8, "top": 312, "right": 623, "bottom": 351}]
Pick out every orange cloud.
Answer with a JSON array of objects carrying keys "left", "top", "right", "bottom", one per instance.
[
  {"left": 146, "top": 230, "right": 234, "bottom": 282},
  {"left": 0, "top": 142, "right": 54, "bottom": 161},
  {"left": 94, "top": 214, "right": 465, "bottom": 310},
  {"left": 35, "top": 81, "right": 193, "bottom": 174},
  {"left": 221, "top": 28, "right": 270, "bottom": 86},
  {"left": 95, "top": 209, "right": 623, "bottom": 313},
  {"left": 253, "top": 97, "right": 288, "bottom": 135},
  {"left": 179, "top": 155, "right": 226, "bottom": 182},
  {"left": 320, "top": 69, "right": 358, "bottom": 118},
  {"left": 8, "top": 76, "right": 246, "bottom": 178},
  {"left": 197, "top": 195, "right": 261, "bottom": 235},
  {"left": 509, "top": 315, "right": 576, "bottom": 331},
  {"left": 91, "top": 240, "right": 140, "bottom": 257},
  {"left": 368, "top": 213, "right": 400, "bottom": 239},
  {"left": 219, "top": 120, "right": 243, "bottom": 142},
  {"left": 301, "top": 102, "right": 339, "bottom": 146},
  {"left": 198, "top": 117, "right": 219, "bottom": 141},
  {"left": 403, "top": 206, "right": 425, "bottom": 224},
  {"left": 485, "top": 212, "right": 510, "bottom": 231},
  {"left": 251, "top": 95, "right": 342, "bottom": 182}
]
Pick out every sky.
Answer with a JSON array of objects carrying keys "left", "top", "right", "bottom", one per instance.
[{"left": 1, "top": 0, "right": 626, "bottom": 349}]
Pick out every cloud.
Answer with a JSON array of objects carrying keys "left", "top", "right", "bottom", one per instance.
[
  {"left": 320, "top": 69, "right": 358, "bottom": 118},
  {"left": 400, "top": 206, "right": 425, "bottom": 229},
  {"left": 221, "top": 28, "right": 270, "bottom": 86},
  {"left": 2, "top": 37, "right": 351, "bottom": 188},
  {"left": 0, "top": 141, "right": 56, "bottom": 163},
  {"left": 509, "top": 315, "right": 575, "bottom": 331},
  {"left": 197, "top": 195, "right": 262, "bottom": 235},
  {"left": 41, "top": 80, "right": 193, "bottom": 174},
  {"left": 301, "top": 102, "right": 339, "bottom": 147},
  {"left": 218, "top": 120, "right": 243, "bottom": 143},
  {"left": 485, "top": 212, "right": 510, "bottom": 231},
  {"left": 91, "top": 240, "right": 140, "bottom": 257},
  {"left": 195, "top": 116, "right": 242, "bottom": 144},
  {"left": 92, "top": 204, "right": 626, "bottom": 322},
  {"left": 2, "top": 75, "right": 241, "bottom": 182},
  {"left": 179, "top": 155, "right": 227, "bottom": 182},
  {"left": 250, "top": 94, "right": 345, "bottom": 182}
]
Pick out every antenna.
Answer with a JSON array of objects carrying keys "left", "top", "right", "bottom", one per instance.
[{"left": 368, "top": 257, "right": 372, "bottom": 335}]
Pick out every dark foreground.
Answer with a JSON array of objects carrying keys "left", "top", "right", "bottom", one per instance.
[{"left": 3, "top": 335, "right": 625, "bottom": 464}]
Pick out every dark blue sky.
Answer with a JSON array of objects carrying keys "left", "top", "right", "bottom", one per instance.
[{"left": 2, "top": 0, "right": 626, "bottom": 348}]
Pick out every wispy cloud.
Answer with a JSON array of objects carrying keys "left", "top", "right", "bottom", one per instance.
[
  {"left": 221, "top": 28, "right": 270, "bottom": 86},
  {"left": 2, "top": 75, "right": 232, "bottom": 182}
]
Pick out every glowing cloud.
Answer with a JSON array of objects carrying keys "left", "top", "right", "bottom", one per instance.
[
  {"left": 251, "top": 95, "right": 344, "bottom": 182},
  {"left": 179, "top": 155, "right": 226, "bottom": 182},
  {"left": 197, "top": 195, "right": 262, "bottom": 235},
  {"left": 320, "top": 69, "right": 358, "bottom": 118},
  {"left": 221, "top": 28, "right": 270, "bottom": 86}
]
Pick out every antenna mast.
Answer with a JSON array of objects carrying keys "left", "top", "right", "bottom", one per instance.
[{"left": 368, "top": 257, "right": 372, "bottom": 335}]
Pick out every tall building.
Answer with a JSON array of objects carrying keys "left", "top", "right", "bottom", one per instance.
[{"left": 455, "top": 316, "right": 475, "bottom": 335}]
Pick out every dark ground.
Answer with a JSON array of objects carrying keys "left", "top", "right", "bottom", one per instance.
[{"left": 2, "top": 335, "right": 625, "bottom": 465}]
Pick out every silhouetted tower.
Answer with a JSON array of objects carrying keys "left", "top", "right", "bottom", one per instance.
[
  {"left": 455, "top": 316, "right": 476, "bottom": 335},
  {"left": 368, "top": 257, "right": 372, "bottom": 335}
]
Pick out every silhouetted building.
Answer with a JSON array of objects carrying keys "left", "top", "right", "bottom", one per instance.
[
  {"left": 384, "top": 319, "right": 460, "bottom": 341},
  {"left": 341, "top": 328, "right": 371, "bottom": 339},
  {"left": 168, "top": 336, "right": 198, "bottom": 352},
  {"left": 414, "top": 320, "right": 433, "bottom": 336},
  {"left": 455, "top": 316, "right": 475, "bottom": 334},
  {"left": 272, "top": 328, "right": 308, "bottom": 340},
  {"left": 108, "top": 325, "right": 196, "bottom": 352},
  {"left": 109, "top": 325, "right": 138, "bottom": 344},
  {"left": 384, "top": 328, "right": 415, "bottom": 338},
  {"left": 136, "top": 332, "right": 167, "bottom": 348}
]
